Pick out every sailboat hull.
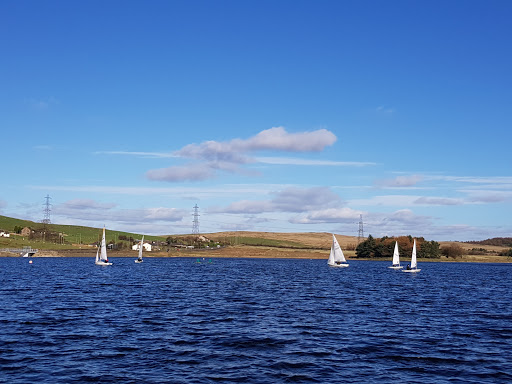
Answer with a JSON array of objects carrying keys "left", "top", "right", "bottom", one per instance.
[
  {"left": 402, "top": 268, "right": 421, "bottom": 273},
  {"left": 329, "top": 263, "right": 349, "bottom": 268},
  {"left": 388, "top": 265, "right": 403, "bottom": 269},
  {"left": 134, "top": 260, "right": 143, "bottom": 263},
  {"left": 95, "top": 261, "right": 112, "bottom": 266}
]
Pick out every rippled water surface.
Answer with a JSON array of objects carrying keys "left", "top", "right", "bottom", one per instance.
[{"left": 1, "top": 257, "right": 511, "bottom": 383}]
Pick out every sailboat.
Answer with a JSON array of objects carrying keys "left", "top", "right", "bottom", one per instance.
[
  {"left": 388, "top": 241, "right": 403, "bottom": 269},
  {"left": 135, "top": 236, "right": 144, "bottom": 263},
  {"left": 402, "top": 239, "right": 420, "bottom": 273},
  {"left": 327, "top": 234, "right": 349, "bottom": 267},
  {"left": 95, "top": 227, "right": 112, "bottom": 266}
]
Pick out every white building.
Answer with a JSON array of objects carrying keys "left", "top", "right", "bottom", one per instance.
[
  {"left": 132, "top": 243, "right": 152, "bottom": 252},
  {"left": 0, "top": 231, "right": 10, "bottom": 238}
]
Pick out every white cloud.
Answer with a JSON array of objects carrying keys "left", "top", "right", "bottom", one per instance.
[
  {"left": 239, "top": 126, "right": 337, "bottom": 152},
  {"left": 175, "top": 127, "right": 336, "bottom": 162},
  {"left": 146, "top": 127, "right": 338, "bottom": 182},
  {"left": 375, "top": 174, "right": 424, "bottom": 188}
]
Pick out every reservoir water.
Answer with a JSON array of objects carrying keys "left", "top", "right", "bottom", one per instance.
[{"left": 1, "top": 257, "right": 511, "bottom": 383}]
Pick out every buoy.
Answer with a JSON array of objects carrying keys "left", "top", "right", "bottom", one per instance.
[{"left": 29, "top": 260, "right": 33, "bottom": 264}]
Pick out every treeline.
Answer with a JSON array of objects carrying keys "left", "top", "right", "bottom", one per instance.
[
  {"left": 356, "top": 235, "right": 440, "bottom": 259},
  {"left": 465, "top": 237, "right": 512, "bottom": 247}
]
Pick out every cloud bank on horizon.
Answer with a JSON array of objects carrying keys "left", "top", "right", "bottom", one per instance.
[{"left": 9, "top": 123, "right": 510, "bottom": 242}]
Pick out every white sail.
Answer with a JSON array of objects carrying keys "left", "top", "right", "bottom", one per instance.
[
  {"left": 327, "top": 247, "right": 335, "bottom": 265},
  {"left": 403, "top": 238, "right": 420, "bottom": 272},
  {"left": 328, "top": 234, "right": 349, "bottom": 267},
  {"left": 135, "top": 236, "right": 144, "bottom": 262},
  {"left": 95, "top": 226, "right": 112, "bottom": 265},
  {"left": 388, "top": 241, "right": 403, "bottom": 269},
  {"left": 100, "top": 227, "right": 108, "bottom": 262},
  {"left": 411, "top": 239, "right": 417, "bottom": 269},
  {"left": 332, "top": 235, "right": 346, "bottom": 263},
  {"left": 392, "top": 241, "right": 400, "bottom": 265}
]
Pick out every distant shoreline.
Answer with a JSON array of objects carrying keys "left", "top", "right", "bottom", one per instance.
[{"left": 2, "top": 246, "right": 510, "bottom": 263}]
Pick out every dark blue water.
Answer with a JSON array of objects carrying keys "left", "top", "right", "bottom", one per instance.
[{"left": 1, "top": 257, "right": 511, "bottom": 383}]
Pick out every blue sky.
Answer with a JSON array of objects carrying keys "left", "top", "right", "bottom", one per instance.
[{"left": 1, "top": 0, "right": 511, "bottom": 241}]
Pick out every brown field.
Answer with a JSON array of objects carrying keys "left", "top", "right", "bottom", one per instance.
[
  {"left": 205, "top": 231, "right": 358, "bottom": 249},
  {"left": 439, "top": 241, "right": 508, "bottom": 254}
]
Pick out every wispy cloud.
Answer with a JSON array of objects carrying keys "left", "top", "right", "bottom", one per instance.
[
  {"left": 53, "top": 199, "right": 186, "bottom": 224},
  {"left": 59, "top": 199, "right": 117, "bottom": 210},
  {"left": 362, "top": 210, "right": 510, "bottom": 241},
  {"left": 34, "top": 145, "right": 53, "bottom": 151},
  {"left": 146, "top": 164, "right": 218, "bottom": 182},
  {"left": 217, "top": 187, "right": 343, "bottom": 215},
  {"left": 212, "top": 187, "right": 366, "bottom": 226},
  {"left": 26, "top": 97, "right": 59, "bottom": 111},
  {"left": 375, "top": 174, "right": 424, "bottom": 188},
  {"left": 363, "top": 209, "right": 434, "bottom": 237},
  {"left": 413, "top": 197, "right": 464, "bottom": 206},
  {"left": 465, "top": 190, "right": 512, "bottom": 203},
  {"left": 376, "top": 106, "right": 394, "bottom": 114},
  {"left": 350, "top": 195, "right": 421, "bottom": 207},
  {"left": 290, "top": 207, "right": 363, "bottom": 224},
  {"left": 432, "top": 175, "right": 512, "bottom": 185},
  {"left": 29, "top": 183, "right": 291, "bottom": 199},
  {"left": 97, "top": 151, "right": 177, "bottom": 158},
  {"left": 256, "top": 157, "right": 376, "bottom": 166}
]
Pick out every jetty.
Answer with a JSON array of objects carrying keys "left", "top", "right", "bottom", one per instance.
[{"left": 0, "top": 247, "right": 38, "bottom": 257}]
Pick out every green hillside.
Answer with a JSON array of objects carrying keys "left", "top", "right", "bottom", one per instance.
[{"left": 0, "top": 215, "right": 166, "bottom": 250}]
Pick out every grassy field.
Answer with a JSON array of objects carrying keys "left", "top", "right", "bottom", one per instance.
[
  {"left": 1, "top": 215, "right": 510, "bottom": 262},
  {"left": 0, "top": 215, "right": 166, "bottom": 249}
]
